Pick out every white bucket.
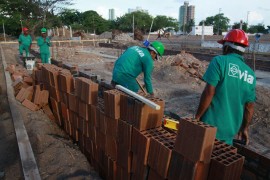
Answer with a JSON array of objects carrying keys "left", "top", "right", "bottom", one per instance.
[{"left": 25, "top": 60, "right": 35, "bottom": 70}]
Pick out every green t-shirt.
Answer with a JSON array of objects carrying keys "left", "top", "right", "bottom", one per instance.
[
  {"left": 37, "top": 36, "right": 51, "bottom": 54},
  {"left": 112, "top": 46, "right": 154, "bottom": 93},
  {"left": 202, "top": 53, "right": 256, "bottom": 144},
  {"left": 18, "top": 34, "right": 32, "bottom": 47}
]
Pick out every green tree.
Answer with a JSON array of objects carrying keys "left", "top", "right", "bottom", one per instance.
[
  {"left": 186, "top": 19, "right": 195, "bottom": 33},
  {"left": 59, "top": 9, "right": 82, "bottom": 26},
  {"left": 82, "top": 10, "right": 109, "bottom": 34},
  {"left": 247, "top": 23, "right": 267, "bottom": 34},
  {"left": 199, "top": 13, "right": 230, "bottom": 35},
  {"left": 0, "top": 0, "right": 72, "bottom": 36},
  {"left": 115, "top": 11, "right": 153, "bottom": 33},
  {"left": 152, "top": 15, "right": 179, "bottom": 32},
  {"left": 232, "top": 22, "right": 248, "bottom": 31}
]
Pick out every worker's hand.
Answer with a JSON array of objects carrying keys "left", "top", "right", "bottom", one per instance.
[{"left": 237, "top": 128, "right": 249, "bottom": 145}]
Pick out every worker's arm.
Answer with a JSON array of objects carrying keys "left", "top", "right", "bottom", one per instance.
[
  {"left": 18, "top": 35, "right": 22, "bottom": 44},
  {"left": 195, "top": 84, "right": 216, "bottom": 120},
  {"left": 237, "top": 102, "right": 254, "bottom": 145},
  {"left": 142, "top": 59, "right": 154, "bottom": 95}
]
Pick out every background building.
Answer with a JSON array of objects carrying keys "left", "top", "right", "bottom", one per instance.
[
  {"left": 128, "top": 6, "right": 148, "bottom": 14},
  {"left": 191, "top": 25, "right": 214, "bottom": 35},
  {"left": 178, "top": 1, "right": 195, "bottom": 32},
  {"left": 109, "top": 9, "right": 115, "bottom": 20}
]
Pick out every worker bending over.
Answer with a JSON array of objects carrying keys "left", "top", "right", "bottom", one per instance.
[
  {"left": 37, "top": 28, "right": 51, "bottom": 63},
  {"left": 18, "top": 27, "right": 32, "bottom": 57},
  {"left": 112, "top": 41, "right": 165, "bottom": 96},
  {"left": 195, "top": 29, "right": 256, "bottom": 145}
]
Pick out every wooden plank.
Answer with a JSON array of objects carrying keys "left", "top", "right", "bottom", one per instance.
[{"left": 0, "top": 45, "right": 41, "bottom": 180}]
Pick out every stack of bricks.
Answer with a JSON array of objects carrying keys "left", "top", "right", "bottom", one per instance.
[
  {"left": 131, "top": 127, "right": 176, "bottom": 180},
  {"left": 207, "top": 139, "right": 244, "bottom": 180},
  {"left": 168, "top": 119, "right": 217, "bottom": 180},
  {"left": 73, "top": 77, "right": 98, "bottom": 155}
]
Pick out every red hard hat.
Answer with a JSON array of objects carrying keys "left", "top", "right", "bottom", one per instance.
[
  {"left": 22, "top": 27, "right": 29, "bottom": 32},
  {"left": 217, "top": 29, "right": 249, "bottom": 47}
]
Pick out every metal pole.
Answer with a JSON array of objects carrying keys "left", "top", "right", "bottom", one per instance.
[
  {"left": 218, "top": 8, "right": 221, "bottom": 35},
  {"left": 147, "top": 18, "right": 154, "bottom": 40},
  {"left": 201, "top": 21, "right": 205, "bottom": 42},
  {"left": 133, "top": 14, "right": 135, "bottom": 40},
  {"left": 3, "top": 22, "right": 6, "bottom": 42},
  {"left": 247, "top": 11, "right": 250, "bottom": 28}
]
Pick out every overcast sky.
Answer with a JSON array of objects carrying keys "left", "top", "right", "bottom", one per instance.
[{"left": 72, "top": 0, "right": 270, "bottom": 27}]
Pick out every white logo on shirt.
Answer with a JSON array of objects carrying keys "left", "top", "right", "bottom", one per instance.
[
  {"left": 228, "top": 63, "right": 254, "bottom": 84},
  {"left": 132, "top": 47, "right": 145, "bottom": 57}
]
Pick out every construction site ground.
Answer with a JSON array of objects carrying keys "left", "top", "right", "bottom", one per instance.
[{"left": 0, "top": 42, "right": 270, "bottom": 179}]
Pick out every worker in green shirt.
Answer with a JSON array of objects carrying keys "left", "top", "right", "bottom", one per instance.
[
  {"left": 37, "top": 28, "right": 51, "bottom": 63},
  {"left": 18, "top": 27, "right": 32, "bottom": 57},
  {"left": 112, "top": 41, "right": 165, "bottom": 96},
  {"left": 195, "top": 29, "right": 256, "bottom": 145}
]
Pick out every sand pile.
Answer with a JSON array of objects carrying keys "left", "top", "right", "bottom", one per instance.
[{"left": 153, "top": 51, "right": 208, "bottom": 85}]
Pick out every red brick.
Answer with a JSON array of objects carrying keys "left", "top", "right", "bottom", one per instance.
[
  {"left": 116, "top": 164, "right": 131, "bottom": 180},
  {"left": 104, "top": 89, "right": 122, "bottom": 119},
  {"left": 107, "top": 158, "right": 117, "bottom": 180},
  {"left": 106, "top": 136, "right": 117, "bottom": 161},
  {"left": 59, "top": 91, "right": 69, "bottom": 105},
  {"left": 168, "top": 150, "right": 209, "bottom": 180},
  {"left": 174, "top": 119, "right": 217, "bottom": 163},
  {"left": 12, "top": 79, "right": 24, "bottom": 95},
  {"left": 15, "top": 87, "right": 33, "bottom": 102},
  {"left": 42, "top": 105, "right": 55, "bottom": 121},
  {"left": 23, "top": 76, "right": 33, "bottom": 85},
  {"left": 148, "top": 169, "right": 164, "bottom": 180},
  {"left": 50, "top": 97, "right": 62, "bottom": 126},
  {"left": 106, "top": 116, "right": 118, "bottom": 138},
  {"left": 99, "top": 110, "right": 106, "bottom": 134},
  {"left": 68, "top": 92, "right": 78, "bottom": 112},
  {"left": 96, "top": 129, "right": 106, "bottom": 152},
  {"left": 116, "top": 144, "right": 132, "bottom": 172},
  {"left": 120, "top": 94, "right": 135, "bottom": 124},
  {"left": 89, "top": 105, "right": 97, "bottom": 127},
  {"left": 11, "top": 72, "right": 23, "bottom": 82},
  {"left": 133, "top": 97, "right": 165, "bottom": 131},
  {"left": 78, "top": 100, "right": 88, "bottom": 120},
  {"left": 49, "top": 86, "right": 61, "bottom": 102},
  {"left": 117, "top": 120, "right": 132, "bottom": 150},
  {"left": 22, "top": 99, "right": 39, "bottom": 111},
  {"left": 58, "top": 72, "right": 74, "bottom": 93},
  {"left": 48, "top": 69, "right": 59, "bottom": 89},
  {"left": 208, "top": 152, "right": 244, "bottom": 180},
  {"left": 60, "top": 102, "right": 69, "bottom": 121}
]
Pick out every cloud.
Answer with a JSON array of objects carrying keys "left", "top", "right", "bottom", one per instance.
[
  {"left": 258, "top": 7, "right": 270, "bottom": 11},
  {"left": 248, "top": 11, "right": 264, "bottom": 24}
]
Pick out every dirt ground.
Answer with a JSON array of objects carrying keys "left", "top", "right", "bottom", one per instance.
[
  {"left": 1, "top": 43, "right": 270, "bottom": 179},
  {"left": 1, "top": 45, "right": 101, "bottom": 180}
]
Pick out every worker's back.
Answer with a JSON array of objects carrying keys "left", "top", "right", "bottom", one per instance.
[
  {"left": 201, "top": 53, "right": 256, "bottom": 144},
  {"left": 112, "top": 46, "right": 153, "bottom": 92}
]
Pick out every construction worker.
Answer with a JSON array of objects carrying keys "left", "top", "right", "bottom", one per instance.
[
  {"left": 18, "top": 27, "right": 32, "bottom": 57},
  {"left": 37, "top": 28, "right": 51, "bottom": 63},
  {"left": 112, "top": 41, "right": 165, "bottom": 96},
  {"left": 195, "top": 29, "right": 256, "bottom": 145}
]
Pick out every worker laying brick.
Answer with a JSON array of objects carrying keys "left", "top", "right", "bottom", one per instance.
[
  {"left": 111, "top": 41, "right": 165, "bottom": 96},
  {"left": 195, "top": 29, "right": 256, "bottom": 145}
]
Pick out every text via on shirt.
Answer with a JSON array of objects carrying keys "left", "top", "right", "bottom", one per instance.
[
  {"left": 132, "top": 46, "right": 145, "bottom": 57},
  {"left": 228, "top": 63, "right": 254, "bottom": 84}
]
